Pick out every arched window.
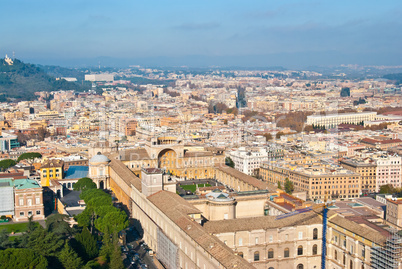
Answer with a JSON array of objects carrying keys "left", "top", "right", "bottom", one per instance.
[
  {"left": 298, "top": 246, "right": 303, "bottom": 255},
  {"left": 254, "top": 251, "right": 260, "bottom": 261},
  {"left": 313, "top": 228, "right": 318, "bottom": 239},
  {"left": 297, "top": 264, "right": 304, "bottom": 269},
  {"left": 284, "top": 248, "right": 290, "bottom": 258},
  {"left": 312, "top": 244, "right": 318, "bottom": 255},
  {"left": 237, "top": 252, "right": 243, "bottom": 258},
  {"left": 350, "top": 260, "right": 353, "bottom": 269},
  {"left": 268, "top": 248, "right": 274, "bottom": 259},
  {"left": 268, "top": 267, "right": 274, "bottom": 269},
  {"left": 334, "top": 250, "right": 338, "bottom": 260}
]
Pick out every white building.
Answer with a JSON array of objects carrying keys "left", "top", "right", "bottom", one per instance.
[
  {"left": 374, "top": 155, "right": 402, "bottom": 192},
  {"left": 306, "top": 112, "right": 377, "bottom": 128},
  {"left": 85, "top": 74, "right": 114, "bottom": 82},
  {"left": 227, "top": 147, "right": 268, "bottom": 175}
]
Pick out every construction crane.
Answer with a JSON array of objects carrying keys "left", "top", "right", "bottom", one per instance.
[{"left": 275, "top": 200, "right": 332, "bottom": 269}]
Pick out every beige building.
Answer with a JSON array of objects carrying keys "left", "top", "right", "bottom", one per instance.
[
  {"left": 106, "top": 145, "right": 398, "bottom": 269},
  {"left": 260, "top": 161, "right": 361, "bottom": 201},
  {"left": 340, "top": 158, "right": 377, "bottom": 194},
  {"left": 119, "top": 136, "right": 225, "bottom": 180},
  {"left": 386, "top": 198, "right": 402, "bottom": 227}
]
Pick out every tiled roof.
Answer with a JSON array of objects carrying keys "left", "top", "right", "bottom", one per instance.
[
  {"left": 204, "top": 210, "right": 387, "bottom": 245},
  {"left": 148, "top": 191, "right": 255, "bottom": 269},
  {"left": 119, "top": 148, "right": 150, "bottom": 161},
  {"left": 204, "top": 211, "right": 321, "bottom": 233},
  {"left": 215, "top": 164, "right": 276, "bottom": 191},
  {"left": 109, "top": 156, "right": 142, "bottom": 192},
  {"left": 184, "top": 151, "right": 213, "bottom": 157}
]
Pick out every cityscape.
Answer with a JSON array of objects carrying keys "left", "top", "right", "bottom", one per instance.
[{"left": 0, "top": 1, "right": 402, "bottom": 269}]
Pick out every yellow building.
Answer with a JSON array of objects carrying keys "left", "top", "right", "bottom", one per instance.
[
  {"left": 119, "top": 136, "right": 225, "bottom": 180},
  {"left": 40, "top": 159, "right": 64, "bottom": 186}
]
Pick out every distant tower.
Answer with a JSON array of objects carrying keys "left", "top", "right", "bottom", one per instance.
[{"left": 12, "top": 51, "right": 15, "bottom": 59}]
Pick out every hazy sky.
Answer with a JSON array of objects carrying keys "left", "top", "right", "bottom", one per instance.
[{"left": 1, "top": 0, "right": 402, "bottom": 67}]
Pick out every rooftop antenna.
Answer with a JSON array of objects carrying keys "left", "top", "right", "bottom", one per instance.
[{"left": 12, "top": 51, "right": 15, "bottom": 59}]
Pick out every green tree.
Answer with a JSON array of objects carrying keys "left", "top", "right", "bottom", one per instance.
[
  {"left": 0, "top": 229, "right": 14, "bottom": 250},
  {"left": 340, "top": 87, "right": 350, "bottom": 97},
  {"left": 80, "top": 188, "right": 109, "bottom": 202},
  {"left": 225, "top": 157, "right": 235, "bottom": 168},
  {"left": 95, "top": 211, "right": 128, "bottom": 234},
  {"left": 17, "top": 152, "right": 42, "bottom": 163},
  {"left": 0, "top": 159, "right": 16, "bottom": 170},
  {"left": 75, "top": 227, "right": 99, "bottom": 261},
  {"left": 0, "top": 248, "right": 48, "bottom": 269},
  {"left": 284, "top": 178, "right": 294, "bottom": 194},
  {"left": 277, "top": 181, "right": 282, "bottom": 190},
  {"left": 109, "top": 232, "right": 124, "bottom": 269},
  {"left": 73, "top": 177, "right": 97, "bottom": 191},
  {"left": 46, "top": 214, "right": 73, "bottom": 238},
  {"left": 27, "top": 226, "right": 64, "bottom": 258},
  {"left": 379, "top": 184, "right": 395, "bottom": 194},
  {"left": 58, "top": 242, "right": 83, "bottom": 269}
]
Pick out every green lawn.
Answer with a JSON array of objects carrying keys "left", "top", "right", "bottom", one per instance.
[
  {"left": 0, "top": 222, "right": 39, "bottom": 234},
  {"left": 181, "top": 184, "right": 211, "bottom": 193}
]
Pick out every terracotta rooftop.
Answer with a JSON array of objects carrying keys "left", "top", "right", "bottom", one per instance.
[
  {"left": 184, "top": 151, "right": 213, "bottom": 157},
  {"left": 119, "top": 148, "right": 150, "bottom": 161},
  {"left": 204, "top": 210, "right": 387, "bottom": 246},
  {"left": 148, "top": 191, "right": 255, "bottom": 269},
  {"left": 215, "top": 164, "right": 276, "bottom": 191},
  {"left": 40, "top": 159, "right": 64, "bottom": 169},
  {"left": 109, "top": 156, "right": 142, "bottom": 192}
]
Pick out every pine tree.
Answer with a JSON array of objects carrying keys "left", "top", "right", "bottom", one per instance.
[
  {"left": 58, "top": 242, "right": 83, "bottom": 269},
  {"left": 75, "top": 227, "right": 98, "bottom": 261},
  {"left": 109, "top": 232, "right": 124, "bottom": 269}
]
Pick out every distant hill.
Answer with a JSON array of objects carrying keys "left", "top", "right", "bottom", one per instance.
[
  {"left": 0, "top": 58, "right": 89, "bottom": 101},
  {"left": 384, "top": 73, "right": 402, "bottom": 84}
]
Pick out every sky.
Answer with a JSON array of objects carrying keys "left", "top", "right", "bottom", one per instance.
[{"left": 1, "top": 0, "right": 402, "bottom": 68}]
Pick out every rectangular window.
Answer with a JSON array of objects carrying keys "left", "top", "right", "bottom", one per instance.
[
  {"left": 36, "top": 210, "right": 41, "bottom": 215},
  {"left": 19, "top": 198, "right": 24, "bottom": 206},
  {"left": 36, "top": 197, "right": 40, "bottom": 204},
  {"left": 27, "top": 199, "right": 32, "bottom": 206},
  {"left": 298, "top": 232, "right": 303, "bottom": 239},
  {"left": 20, "top": 212, "right": 24, "bottom": 216},
  {"left": 255, "top": 237, "right": 259, "bottom": 244},
  {"left": 269, "top": 235, "right": 273, "bottom": 243}
]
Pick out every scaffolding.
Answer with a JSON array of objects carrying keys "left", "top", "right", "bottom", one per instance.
[
  {"left": 371, "top": 230, "right": 402, "bottom": 269},
  {"left": 156, "top": 228, "right": 179, "bottom": 269}
]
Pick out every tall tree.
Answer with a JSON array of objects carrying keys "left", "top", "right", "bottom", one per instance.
[
  {"left": 46, "top": 214, "right": 73, "bottom": 238},
  {"left": 58, "top": 242, "right": 83, "bottom": 269},
  {"left": 95, "top": 211, "right": 128, "bottom": 235},
  {"left": 109, "top": 232, "right": 124, "bottom": 269},
  {"left": 27, "top": 226, "right": 64, "bottom": 258},
  {"left": 17, "top": 152, "right": 42, "bottom": 163},
  {"left": 0, "top": 248, "right": 48, "bottom": 269},
  {"left": 75, "top": 227, "right": 99, "bottom": 261},
  {"left": 0, "top": 159, "right": 16, "bottom": 171},
  {"left": 284, "top": 178, "right": 294, "bottom": 194},
  {"left": 73, "top": 177, "right": 97, "bottom": 191},
  {"left": 0, "top": 229, "right": 14, "bottom": 250}
]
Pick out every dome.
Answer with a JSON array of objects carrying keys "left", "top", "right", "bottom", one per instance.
[{"left": 89, "top": 152, "right": 110, "bottom": 164}]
